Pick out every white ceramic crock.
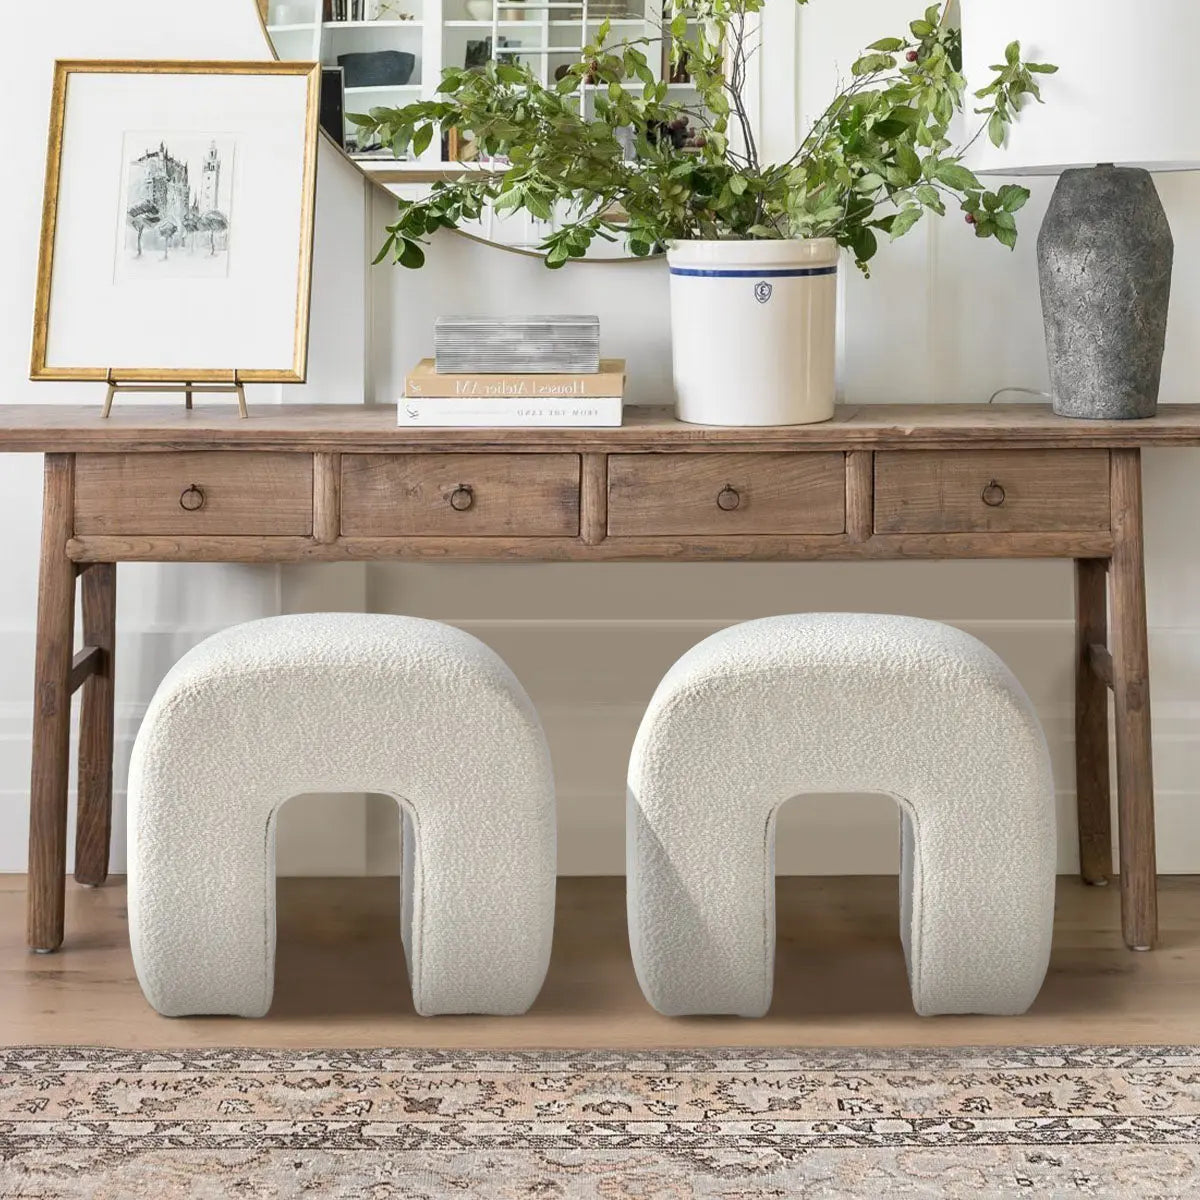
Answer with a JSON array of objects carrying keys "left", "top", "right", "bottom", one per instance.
[{"left": 667, "top": 238, "right": 839, "bottom": 426}]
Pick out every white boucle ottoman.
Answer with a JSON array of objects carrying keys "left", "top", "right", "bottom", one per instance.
[
  {"left": 128, "top": 613, "right": 555, "bottom": 1019},
  {"left": 627, "top": 613, "right": 1056, "bottom": 1018}
]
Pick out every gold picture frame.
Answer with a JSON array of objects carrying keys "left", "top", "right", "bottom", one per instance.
[{"left": 31, "top": 59, "right": 322, "bottom": 387}]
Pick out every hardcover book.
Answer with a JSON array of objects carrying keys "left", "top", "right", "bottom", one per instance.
[
  {"left": 405, "top": 358, "right": 625, "bottom": 399},
  {"left": 398, "top": 395, "right": 623, "bottom": 427}
]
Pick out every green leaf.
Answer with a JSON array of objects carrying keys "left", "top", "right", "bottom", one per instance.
[
  {"left": 852, "top": 53, "right": 896, "bottom": 77},
  {"left": 850, "top": 225, "right": 878, "bottom": 263},
  {"left": 398, "top": 239, "right": 425, "bottom": 269},
  {"left": 525, "top": 193, "right": 553, "bottom": 221},
  {"left": 856, "top": 172, "right": 886, "bottom": 192},
  {"left": 934, "top": 161, "right": 982, "bottom": 191},
  {"left": 411, "top": 123, "right": 433, "bottom": 158},
  {"left": 867, "top": 37, "right": 905, "bottom": 52},
  {"left": 890, "top": 205, "right": 922, "bottom": 239},
  {"left": 345, "top": 112, "right": 377, "bottom": 128},
  {"left": 998, "top": 184, "right": 1030, "bottom": 213},
  {"left": 1027, "top": 62, "right": 1059, "bottom": 74},
  {"left": 988, "top": 110, "right": 1006, "bottom": 148},
  {"left": 1005, "top": 40, "right": 1021, "bottom": 66},
  {"left": 493, "top": 188, "right": 524, "bottom": 213},
  {"left": 915, "top": 184, "right": 944, "bottom": 213},
  {"left": 995, "top": 225, "right": 1018, "bottom": 249},
  {"left": 371, "top": 234, "right": 396, "bottom": 265},
  {"left": 910, "top": 19, "right": 933, "bottom": 37},
  {"left": 895, "top": 143, "right": 921, "bottom": 182}
]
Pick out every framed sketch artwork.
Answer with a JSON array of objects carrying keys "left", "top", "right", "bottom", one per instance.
[{"left": 31, "top": 61, "right": 321, "bottom": 390}]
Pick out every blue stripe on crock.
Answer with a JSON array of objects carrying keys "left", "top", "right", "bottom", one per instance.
[{"left": 668, "top": 266, "right": 839, "bottom": 278}]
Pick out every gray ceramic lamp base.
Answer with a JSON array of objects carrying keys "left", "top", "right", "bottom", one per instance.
[{"left": 1038, "top": 165, "right": 1174, "bottom": 420}]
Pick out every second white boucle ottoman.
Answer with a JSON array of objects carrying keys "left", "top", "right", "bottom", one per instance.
[
  {"left": 128, "top": 613, "right": 556, "bottom": 1018},
  {"left": 627, "top": 613, "right": 1056, "bottom": 1018}
]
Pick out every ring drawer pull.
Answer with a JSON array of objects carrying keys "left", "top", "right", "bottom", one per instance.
[
  {"left": 449, "top": 484, "right": 475, "bottom": 512},
  {"left": 981, "top": 480, "right": 1007, "bottom": 508},
  {"left": 716, "top": 484, "right": 741, "bottom": 512},
  {"left": 179, "top": 484, "right": 206, "bottom": 512}
]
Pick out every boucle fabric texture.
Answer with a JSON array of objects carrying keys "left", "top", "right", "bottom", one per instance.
[
  {"left": 627, "top": 613, "right": 1056, "bottom": 1018},
  {"left": 128, "top": 613, "right": 556, "bottom": 1019}
]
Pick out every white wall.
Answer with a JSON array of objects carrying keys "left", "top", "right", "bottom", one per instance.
[
  {"left": 2, "top": 0, "right": 1198, "bottom": 877},
  {"left": 0, "top": 0, "right": 374, "bottom": 873}
]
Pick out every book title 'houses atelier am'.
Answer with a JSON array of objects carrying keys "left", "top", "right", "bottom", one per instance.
[
  {"left": 452, "top": 378, "right": 591, "bottom": 397},
  {"left": 405, "top": 359, "right": 626, "bottom": 400}
]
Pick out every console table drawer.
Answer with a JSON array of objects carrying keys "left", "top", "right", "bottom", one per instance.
[
  {"left": 74, "top": 452, "right": 314, "bottom": 536},
  {"left": 874, "top": 450, "right": 1110, "bottom": 534},
  {"left": 341, "top": 453, "right": 581, "bottom": 537},
  {"left": 608, "top": 453, "right": 846, "bottom": 536}
]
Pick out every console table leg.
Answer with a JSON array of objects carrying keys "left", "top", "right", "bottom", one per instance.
[
  {"left": 1074, "top": 558, "right": 1112, "bottom": 886},
  {"left": 75, "top": 563, "right": 116, "bottom": 887},
  {"left": 27, "top": 454, "right": 76, "bottom": 953},
  {"left": 1109, "top": 449, "right": 1157, "bottom": 951}
]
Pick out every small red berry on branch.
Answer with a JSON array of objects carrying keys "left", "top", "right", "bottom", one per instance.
[
  {"left": 905, "top": 50, "right": 919, "bottom": 62},
  {"left": 965, "top": 213, "right": 977, "bottom": 225}
]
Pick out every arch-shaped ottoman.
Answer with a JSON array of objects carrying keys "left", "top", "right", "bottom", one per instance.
[
  {"left": 627, "top": 614, "right": 1056, "bottom": 1018},
  {"left": 128, "top": 613, "right": 556, "bottom": 1018}
]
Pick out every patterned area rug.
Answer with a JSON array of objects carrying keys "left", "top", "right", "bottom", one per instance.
[{"left": 2, "top": 1046, "right": 1199, "bottom": 1198}]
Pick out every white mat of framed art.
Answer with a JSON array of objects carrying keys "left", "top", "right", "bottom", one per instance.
[{"left": 31, "top": 60, "right": 321, "bottom": 386}]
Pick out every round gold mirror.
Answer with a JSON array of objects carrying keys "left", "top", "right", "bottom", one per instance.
[{"left": 255, "top": 0, "right": 688, "bottom": 259}]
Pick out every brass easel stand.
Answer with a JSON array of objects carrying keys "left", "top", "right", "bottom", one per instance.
[{"left": 102, "top": 369, "right": 248, "bottom": 419}]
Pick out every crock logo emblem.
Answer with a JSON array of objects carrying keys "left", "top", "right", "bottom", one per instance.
[{"left": 754, "top": 281, "right": 773, "bottom": 304}]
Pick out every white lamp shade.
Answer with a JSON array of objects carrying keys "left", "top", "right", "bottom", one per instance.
[{"left": 961, "top": 0, "right": 1200, "bottom": 175}]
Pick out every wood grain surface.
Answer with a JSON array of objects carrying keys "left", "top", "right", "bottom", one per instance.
[
  {"left": 1074, "top": 559, "right": 1113, "bottom": 887},
  {"left": 607, "top": 452, "right": 846, "bottom": 536},
  {"left": 27, "top": 456, "right": 75, "bottom": 952},
  {"left": 874, "top": 450, "right": 1111, "bottom": 534},
  {"left": 845, "top": 451, "right": 874, "bottom": 542},
  {"left": 3, "top": 875, "right": 1197, "bottom": 1049},
  {"left": 3, "top": 404, "right": 1200, "bottom": 453},
  {"left": 64, "top": 530, "right": 1115, "bottom": 564},
  {"left": 74, "top": 452, "right": 314, "bottom": 536},
  {"left": 74, "top": 563, "right": 116, "bottom": 888},
  {"left": 1109, "top": 450, "right": 1157, "bottom": 950},
  {"left": 340, "top": 453, "right": 581, "bottom": 537}
]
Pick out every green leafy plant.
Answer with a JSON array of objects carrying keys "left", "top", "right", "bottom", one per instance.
[{"left": 351, "top": 1, "right": 1056, "bottom": 272}]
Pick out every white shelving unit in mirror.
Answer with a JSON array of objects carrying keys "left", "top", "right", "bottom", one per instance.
[
  {"left": 264, "top": 0, "right": 698, "bottom": 175},
  {"left": 259, "top": 0, "right": 705, "bottom": 255}
]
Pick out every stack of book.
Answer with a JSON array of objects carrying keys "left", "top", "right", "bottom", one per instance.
[
  {"left": 400, "top": 314, "right": 623, "bottom": 427},
  {"left": 401, "top": 358, "right": 625, "bottom": 427}
]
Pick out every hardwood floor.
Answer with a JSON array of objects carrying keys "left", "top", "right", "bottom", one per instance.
[{"left": 2, "top": 875, "right": 1198, "bottom": 1049}]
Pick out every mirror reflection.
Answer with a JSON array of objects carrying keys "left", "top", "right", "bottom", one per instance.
[{"left": 260, "top": 0, "right": 711, "bottom": 256}]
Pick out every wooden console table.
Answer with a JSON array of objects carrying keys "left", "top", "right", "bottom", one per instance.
[{"left": 6, "top": 401, "right": 1200, "bottom": 956}]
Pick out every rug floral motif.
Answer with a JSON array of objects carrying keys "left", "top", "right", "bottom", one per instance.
[{"left": 1, "top": 1045, "right": 1199, "bottom": 1198}]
